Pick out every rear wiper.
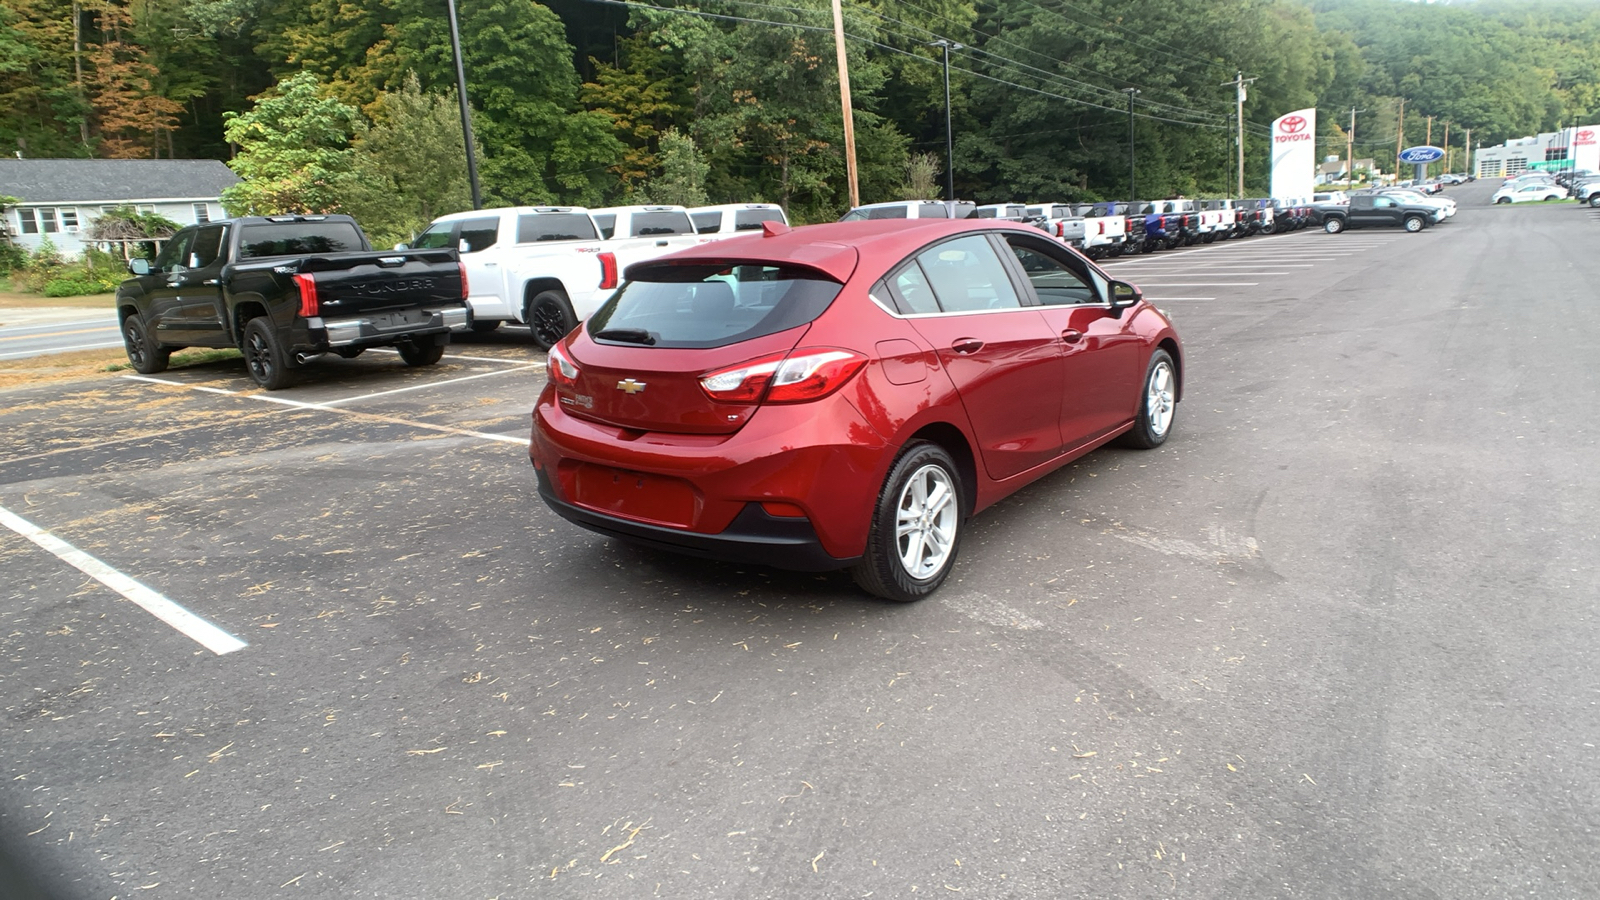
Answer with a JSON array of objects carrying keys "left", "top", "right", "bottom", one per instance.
[{"left": 593, "top": 327, "right": 656, "bottom": 345}]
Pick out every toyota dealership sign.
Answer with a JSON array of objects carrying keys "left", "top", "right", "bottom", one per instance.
[{"left": 1271, "top": 108, "right": 1317, "bottom": 200}]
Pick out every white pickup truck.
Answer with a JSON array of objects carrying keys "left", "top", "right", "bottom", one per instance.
[
  {"left": 689, "top": 203, "right": 788, "bottom": 235},
  {"left": 1072, "top": 203, "right": 1131, "bottom": 258},
  {"left": 412, "top": 205, "right": 704, "bottom": 349}
]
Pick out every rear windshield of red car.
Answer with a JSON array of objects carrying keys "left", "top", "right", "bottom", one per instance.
[{"left": 587, "top": 263, "right": 842, "bottom": 349}]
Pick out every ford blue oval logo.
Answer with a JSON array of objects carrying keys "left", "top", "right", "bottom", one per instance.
[{"left": 1399, "top": 146, "right": 1445, "bottom": 164}]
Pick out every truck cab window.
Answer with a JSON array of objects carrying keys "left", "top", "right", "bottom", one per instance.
[
  {"left": 155, "top": 231, "right": 196, "bottom": 273},
  {"left": 457, "top": 218, "right": 499, "bottom": 253},
  {"left": 413, "top": 222, "right": 455, "bottom": 250}
]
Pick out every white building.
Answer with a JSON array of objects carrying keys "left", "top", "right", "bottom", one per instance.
[
  {"left": 1473, "top": 126, "right": 1600, "bottom": 179},
  {"left": 0, "top": 158, "right": 239, "bottom": 257}
]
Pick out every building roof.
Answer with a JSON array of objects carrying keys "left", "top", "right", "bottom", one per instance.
[{"left": 0, "top": 158, "right": 239, "bottom": 204}]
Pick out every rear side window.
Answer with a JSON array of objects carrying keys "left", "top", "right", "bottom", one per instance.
[
  {"left": 238, "top": 222, "right": 364, "bottom": 259},
  {"left": 691, "top": 211, "right": 721, "bottom": 234},
  {"left": 917, "top": 203, "right": 949, "bottom": 218},
  {"left": 733, "top": 209, "right": 784, "bottom": 230},
  {"left": 629, "top": 211, "right": 694, "bottom": 237},
  {"left": 593, "top": 214, "right": 616, "bottom": 239},
  {"left": 458, "top": 217, "right": 499, "bottom": 253},
  {"left": 587, "top": 264, "right": 842, "bottom": 349},
  {"left": 915, "top": 235, "right": 1021, "bottom": 313},
  {"left": 517, "top": 213, "right": 598, "bottom": 242}
]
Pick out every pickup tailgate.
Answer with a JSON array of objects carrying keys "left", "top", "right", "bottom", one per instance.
[{"left": 297, "top": 249, "right": 465, "bottom": 317}]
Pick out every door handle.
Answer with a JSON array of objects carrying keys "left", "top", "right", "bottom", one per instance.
[
  {"left": 483, "top": 262, "right": 497, "bottom": 267},
  {"left": 202, "top": 278, "right": 220, "bottom": 286},
  {"left": 951, "top": 338, "right": 984, "bottom": 354},
  {"left": 165, "top": 280, "right": 183, "bottom": 288},
  {"left": 1060, "top": 329, "right": 1083, "bottom": 344},
  {"left": 656, "top": 240, "right": 669, "bottom": 247}
]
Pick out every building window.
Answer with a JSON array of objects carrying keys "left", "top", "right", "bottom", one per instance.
[
  {"left": 1504, "top": 157, "right": 1528, "bottom": 175},
  {"left": 60, "top": 208, "right": 79, "bottom": 231},
  {"left": 193, "top": 202, "right": 211, "bottom": 223},
  {"left": 18, "top": 208, "right": 39, "bottom": 234},
  {"left": 38, "top": 208, "right": 58, "bottom": 233},
  {"left": 1545, "top": 147, "right": 1569, "bottom": 162}
]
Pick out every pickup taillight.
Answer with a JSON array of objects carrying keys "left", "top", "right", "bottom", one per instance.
[
  {"left": 598, "top": 252, "right": 618, "bottom": 290},
  {"left": 459, "top": 261, "right": 469, "bottom": 300},
  {"left": 1097, "top": 221, "right": 1106, "bottom": 235},
  {"left": 1054, "top": 222, "right": 1064, "bottom": 238},
  {"left": 293, "top": 273, "right": 318, "bottom": 318}
]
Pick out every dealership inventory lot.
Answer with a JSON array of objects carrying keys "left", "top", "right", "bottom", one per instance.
[{"left": 3, "top": 183, "right": 1599, "bottom": 898}]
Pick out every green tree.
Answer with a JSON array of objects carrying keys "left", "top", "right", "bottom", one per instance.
[
  {"left": 221, "top": 71, "right": 363, "bottom": 214},
  {"left": 637, "top": 126, "right": 708, "bottom": 206},
  {"left": 344, "top": 72, "right": 478, "bottom": 247}
]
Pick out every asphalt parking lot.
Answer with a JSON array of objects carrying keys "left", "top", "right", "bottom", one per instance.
[{"left": 3, "top": 179, "right": 1598, "bottom": 899}]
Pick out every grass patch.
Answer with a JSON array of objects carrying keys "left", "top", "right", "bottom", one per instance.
[
  {"left": 0, "top": 288, "right": 116, "bottom": 309},
  {"left": 0, "top": 346, "right": 241, "bottom": 391},
  {"left": 101, "top": 348, "right": 241, "bottom": 373}
]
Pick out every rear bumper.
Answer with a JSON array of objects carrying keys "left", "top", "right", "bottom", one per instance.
[
  {"left": 534, "top": 467, "right": 857, "bottom": 571},
  {"left": 309, "top": 304, "right": 471, "bottom": 348}
]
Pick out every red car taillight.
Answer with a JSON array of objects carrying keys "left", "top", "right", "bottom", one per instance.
[
  {"left": 700, "top": 348, "right": 867, "bottom": 404},
  {"left": 547, "top": 343, "right": 579, "bottom": 387},
  {"left": 293, "top": 273, "right": 318, "bottom": 317},
  {"left": 459, "top": 261, "right": 469, "bottom": 300},
  {"left": 598, "top": 252, "right": 618, "bottom": 290},
  {"left": 1054, "top": 222, "right": 1064, "bottom": 237}
]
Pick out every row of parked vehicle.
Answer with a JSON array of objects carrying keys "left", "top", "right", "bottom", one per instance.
[
  {"left": 842, "top": 196, "right": 1327, "bottom": 261},
  {"left": 1489, "top": 168, "right": 1600, "bottom": 205}
]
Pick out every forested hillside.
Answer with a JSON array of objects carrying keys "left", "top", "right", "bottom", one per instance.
[{"left": 4, "top": 0, "right": 1599, "bottom": 232}]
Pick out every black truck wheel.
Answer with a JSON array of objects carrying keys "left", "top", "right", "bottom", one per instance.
[
  {"left": 242, "top": 318, "right": 296, "bottom": 390},
  {"left": 528, "top": 290, "right": 576, "bottom": 351},
  {"left": 1324, "top": 217, "right": 1344, "bottom": 233},
  {"left": 398, "top": 337, "right": 446, "bottom": 367},
  {"left": 121, "top": 313, "right": 171, "bottom": 374},
  {"left": 1403, "top": 215, "right": 1425, "bottom": 233}
]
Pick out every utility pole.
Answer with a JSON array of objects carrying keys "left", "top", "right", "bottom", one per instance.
[
  {"left": 1122, "top": 88, "right": 1139, "bottom": 205},
  {"left": 445, "top": 0, "right": 481, "bottom": 209},
  {"left": 1396, "top": 97, "right": 1406, "bottom": 178},
  {"left": 1442, "top": 121, "right": 1450, "bottom": 175},
  {"left": 830, "top": 0, "right": 859, "bottom": 208},
  {"left": 1463, "top": 128, "right": 1471, "bottom": 177},
  {"left": 1222, "top": 71, "right": 1256, "bottom": 197},
  {"left": 927, "top": 39, "right": 963, "bottom": 202},
  {"left": 1346, "top": 106, "right": 1365, "bottom": 187}
]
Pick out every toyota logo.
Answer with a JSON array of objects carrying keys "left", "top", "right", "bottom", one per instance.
[
  {"left": 1279, "top": 115, "right": 1307, "bottom": 134},
  {"left": 1579, "top": 130, "right": 1595, "bottom": 142}
]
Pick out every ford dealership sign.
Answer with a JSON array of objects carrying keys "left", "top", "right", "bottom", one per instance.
[{"left": 1399, "top": 146, "right": 1445, "bottom": 164}]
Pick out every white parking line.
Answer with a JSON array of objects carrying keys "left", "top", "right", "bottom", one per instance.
[
  {"left": 1131, "top": 282, "right": 1258, "bottom": 286},
  {"left": 0, "top": 504, "right": 248, "bottom": 656},
  {"left": 319, "top": 364, "right": 543, "bottom": 406},
  {"left": 120, "top": 375, "right": 529, "bottom": 445}
]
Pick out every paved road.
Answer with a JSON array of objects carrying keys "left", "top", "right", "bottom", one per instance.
[
  {"left": 0, "top": 309, "right": 121, "bottom": 361},
  {"left": 1, "top": 181, "right": 1597, "bottom": 899}
]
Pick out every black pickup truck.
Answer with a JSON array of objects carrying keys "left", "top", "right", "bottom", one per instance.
[
  {"left": 117, "top": 215, "right": 470, "bottom": 389},
  {"left": 1319, "top": 195, "right": 1438, "bottom": 234}
]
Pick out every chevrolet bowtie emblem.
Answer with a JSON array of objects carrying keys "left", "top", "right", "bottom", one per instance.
[{"left": 616, "top": 379, "right": 647, "bottom": 394}]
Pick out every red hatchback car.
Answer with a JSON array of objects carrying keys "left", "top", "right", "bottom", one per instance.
[{"left": 529, "top": 219, "right": 1182, "bottom": 601}]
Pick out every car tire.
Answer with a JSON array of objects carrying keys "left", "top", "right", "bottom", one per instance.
[
  {"left": 121, "top": 312, "right": 170, "bottom": 375},
  {"left": 528, "top": 290, "right": 577, "bottom": 351},
  {"left": 1324, "top": 217, "right": 1344, "bottom": 233},
  {"left": 1403, "top": 215, "right": 1425, "bottom": 233},
  {"left": 1118, "top": 349, "right": 1177, "bottom": 449},
  {"left": 242, "top": 317, "right": 296, "bottom": 390},
  {"left": 397, "top": 337, "right": 446, "bottom": 367},
  {"left": 1589, "top": 195, "right": 1600, "bottom": 208},
  {"left": 1496, "top": 197, "right": 1511, "bottom": 204},
  {"left": 1260, "top": 221, "right": 1276, "bottom": 235},
  {"left": 852, "top": 441, "right": 965, "bottom": 603},
  {"left": 470, "top": 319, "right": 503, "bottom": 333}
]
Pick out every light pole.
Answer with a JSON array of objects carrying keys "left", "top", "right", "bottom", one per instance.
[
  {"left": 445, "top": 0, "right": 481, "bottom": 209},
  {"left": 1122, "top": 88, "right": 1139, "bottom": 205},
  {"left": 927, "top": 39, "right": 963, "bottom": 202}
]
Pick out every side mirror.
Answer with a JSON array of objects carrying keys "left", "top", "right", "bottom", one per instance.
[
  {"left": 1109, "top": 280, "right": 1141, "bottom": 315},
  {"left": 128, "top": 258, "right": 152, "bottom": 276},
  {"left": 393, "top": 242, "right": 409, "bottom": 251}
]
